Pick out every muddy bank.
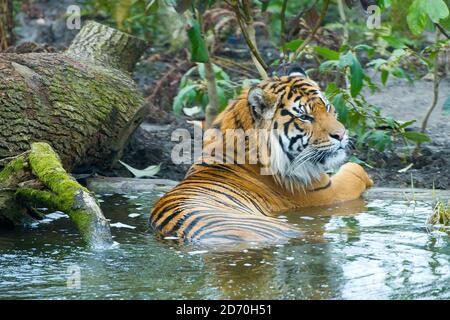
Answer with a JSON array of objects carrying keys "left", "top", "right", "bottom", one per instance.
[{"left": 361, "top": 78, "right": 450, "bottom": 189}]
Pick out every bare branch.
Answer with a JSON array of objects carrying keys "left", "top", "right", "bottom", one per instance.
[
  {"left": 293, "top": 0, "right": 330, "bottom": 61},
  {"left": 280, "top": 0, "right": 289, "bottom": 56},
  {"left": 435, "top": 23, "right": 450, "bottom": 40},
  {"left": 421, "top": 28, "right": 441, "bottom": 134},
  {"left": 231, "top": 0, "right": 268, "bottom": 79}
]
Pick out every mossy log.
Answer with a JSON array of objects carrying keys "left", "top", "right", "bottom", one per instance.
[
  {"left": 0, "top": 21, "right": 148, "bottom": 247},
  {"left": 0, "top": 21, "right": 147, "bottom": 171},
  {"left": 0, "top": 142, "right": 112, "bottom": 248}
]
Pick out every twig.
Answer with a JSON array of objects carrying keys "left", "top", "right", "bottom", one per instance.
[
  {"left": 420, "top": 28, "right": 441, "bottom": 134},
  {"left": 280, "top": 0, "right": 289, "bottom": 57},
  {"left": 337, "top": 0, "right": 349, "bottom": 45},
  {"left": 293, "top": 0, "right": 330, "bottom": 61},
  {"left": 435, "top": 23, "right": 450, "bottom": 40},
  {"left": 212, "top": 56, "right": 257, "bottom": 77},
  {"left": 231, "top": 0, "right": 268, "bottom": 79},
  {"left": 0, "top": 151, "right": 30, "bottom": 167},
  {"left": 194, "top": 9, "right": 220, "bottom": 128},
  {"left": 0, "top": 187, "right": 16, "bottom": 192}
]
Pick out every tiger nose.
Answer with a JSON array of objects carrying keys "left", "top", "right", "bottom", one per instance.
[{"left": 329, "top": 129, "right": 345, "bottom": 141}]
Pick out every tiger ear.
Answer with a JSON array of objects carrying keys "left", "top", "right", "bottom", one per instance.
[
  {"left": 272, "top": 63, "right": 308, "bottom": 78},
  {"left": 248, "top": 87, "right": 278, "bottom": 120}
]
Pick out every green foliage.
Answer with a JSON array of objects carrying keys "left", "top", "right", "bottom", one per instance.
[
  {"left": 186, "top": 18, "right": 209, "bottom": 63},
  {"left": 173, "top": 63, "right": 258, "bottom": 115},
  {"left": 407, "top": 0, "right": 449, "bottom": 35},
  {"left": 83, "top": 0, "right": 448, "bottom": 154},
  {"left": 319, "top": 44, "right": 429, "bottom": 152},
  {"left": 82, "top": 0, "right": 170, "bottom": 41}
]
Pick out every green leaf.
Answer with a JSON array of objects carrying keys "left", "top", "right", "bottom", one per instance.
[
  {"left": 314, "top": 46, "right": 340, "bottom": 60},
  {"left": 369, "top": 130, "right": 391, "bottom": 151},
  {"left": 325, "top": 82, "right": 339, "bottom": 98},
  {"left": 173, "top": 84, "right": 199, "bottom": 114},
  {"left": 377, "top": 0, "right": 392, "bottom": 10},
  {"left": 333, "top": 93, "right": 348, "bottom": 124},
  {"left": 407, "top": 0, "right": 449, "bottom": 34},
  {"left": 283, "top": 39, "right": 303, "bottom": 52},
  {"left": 217, "top": 85, "right": 228, "bottom": 112},
  {"left": 187, "top": 19, "right": 209, "bottom": 63},
  {"left": 381, "top": 36, "right": 407, "bottom": 49},
  {"left": 260, "top": 0, "right": 271, "bottom": 12},
  {"left": 381, "top": 69, "right": 389, "bottom": 86},
  {"left": 399, "top": 119, "right": 417, "bottom": 129},
  {"left": 198, "top": 63, "right": 230, "bottom": 81},
  {"left": 348, "top": 155, "right": 374, "bottom": 169},
  {"left": 403, "top": 131, "right": 432, "bottom": 143},
  {"left": 407, "top": 0, "right": 428, "bottom": 35},
  {"left": 423, "top": 0, "right": 449, "bottom": 23},
  {"left": 319, "top": 60, "right": 339, "bottom": 72},
  {"left": 119, "top": 161, "right": 161, "bottom": 178},
  {"left": 338, "top": 51, "right": 354, "bottom": 69},
  {"left": 385, "top": 117, "right": 396, "bottom": 129},
  {"left": 145, "top": 0, "right": 159, "bottom": 14},
  {"left": 350, "top": 54, "right": 364, "bottom": 97},
  {"left": 354, "top": 44, "right": 375, "bottom": 59}
]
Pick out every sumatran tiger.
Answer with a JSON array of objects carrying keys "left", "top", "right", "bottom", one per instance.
[{"left": 150, "top": 69, "right": 373, "bottom": 245}]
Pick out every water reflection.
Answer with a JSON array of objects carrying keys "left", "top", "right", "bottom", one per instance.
[
  {"left": 200, "top": 199, "right": 368, "bottom": 299},
  {"left": 1, "top": 192, "right": 449, "bottom": 299}
]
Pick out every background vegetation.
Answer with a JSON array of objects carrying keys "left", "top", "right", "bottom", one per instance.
[{"left": 72, "top": 0, "right": 450, "bottom": 153}]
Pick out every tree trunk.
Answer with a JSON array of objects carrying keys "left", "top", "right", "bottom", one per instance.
[
  {"left": 0, "top": 0, "right": 14, "bottom": 51},
  {"left": 0, "top": 21, "right": 147, "bottom": 171},
  {"left": 0, "top": 21, "right": 148, "bottom": 247}
]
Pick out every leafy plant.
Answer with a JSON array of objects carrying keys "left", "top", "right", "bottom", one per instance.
[
  {"left": 82, "top": 0, "right": 179, "bottom": 42},
  {"left": 406, "top": 0, "right": 449, "bottom": 35},
  {"left": 427, "top": 199, "right": 450, "bottom": 233},
  {"left": 316, "top": 44, "right": 431, "bottom": 152},
  {"left": 173, "top": 63, "right": 258, "bottom": 115}
]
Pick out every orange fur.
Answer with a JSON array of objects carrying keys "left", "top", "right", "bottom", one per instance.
[{"left": 150, "top": 75, "right": 373, "bottom": 244}]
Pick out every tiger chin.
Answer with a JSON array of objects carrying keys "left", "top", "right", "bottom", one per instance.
[{"left": 150, "top": 68, "right": 374, "bottom": 245}]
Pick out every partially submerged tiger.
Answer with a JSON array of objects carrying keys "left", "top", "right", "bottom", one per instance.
[{"left": 150, "top": 70, "right": 373, "bottom": 244}]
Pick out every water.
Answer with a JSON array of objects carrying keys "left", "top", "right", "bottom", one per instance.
[{"left": 0, "top": 191, "right": 449, "bottom": 300}]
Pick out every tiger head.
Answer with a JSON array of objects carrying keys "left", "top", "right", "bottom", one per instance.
[{"left": 246, "top": 72, "right": 348, "bottom": 185}]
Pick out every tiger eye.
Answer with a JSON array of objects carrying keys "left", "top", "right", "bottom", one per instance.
[{"left": 299, "top": 114, "right": 314, "bottom": 122}]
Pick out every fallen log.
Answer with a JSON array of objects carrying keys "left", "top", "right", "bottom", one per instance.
[
  {"left": 0, "top": 21, "right": 148, "bottom": 247},
  {"left": 0, "top": 143, "right": 112, "bottom": 248},
  {"left": 0, "top": 21, "right": 147, "bottom": 170}
]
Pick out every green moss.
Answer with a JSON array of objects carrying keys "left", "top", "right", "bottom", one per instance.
[
  {"left": 15, "top": 188, "right": 59, "bottom": 210},
  {"left": 25, "top": 142, "right": 111, "bottom": 246},
  {"left": 0, "top": 155, "right": 27, "bottom": 185},
  {"left": 28, "top": 142, "right": 88, "bottom": 210}
]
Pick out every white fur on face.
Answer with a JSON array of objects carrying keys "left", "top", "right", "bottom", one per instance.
[{"left": 268, "top": 131, "right": 348, "bottom": 190}]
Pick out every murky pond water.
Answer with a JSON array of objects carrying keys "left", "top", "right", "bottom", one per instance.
[{"left": 0, "top": 191, "right": 449, "bottom": 300}]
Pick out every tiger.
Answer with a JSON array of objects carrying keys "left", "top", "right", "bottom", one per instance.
[{"left": 150, "top": 69, "right": 373, "bottom": 245}]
